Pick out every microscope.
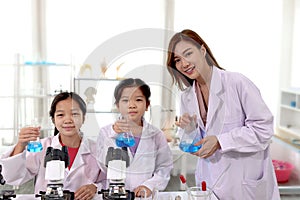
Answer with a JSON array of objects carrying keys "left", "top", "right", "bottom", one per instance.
[
  {"left": 0, "top": 164, "right": 16, "bottom": 200},
  {"left": 36, "top": 146, "right": 74, "bottom": 200},
  {"left": 99, "top": 147, "right": 135, "bottom": 200}
]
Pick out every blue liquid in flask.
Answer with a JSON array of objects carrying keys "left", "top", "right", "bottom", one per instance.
[
  {"left": 116, "top": 133, "right": 135, "bottom": 147},
  {"left": 27, "top": 141, "right": 43, "bottom": 152},
  {"left": 179, "top": 141, "right": 202, "bottom": 153}
]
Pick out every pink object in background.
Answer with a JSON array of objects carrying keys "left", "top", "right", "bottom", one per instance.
[{"left": 272, "top": 159, "right": 294, "bottom": 183}]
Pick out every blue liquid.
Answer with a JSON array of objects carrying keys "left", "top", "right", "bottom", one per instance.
[
  {"left": 115, "top": 134, "right": 135, "bottom": 147},
  {"left": 27, "top": 141, "right": 43, "bottom": 152},
  {"left": 179, "top": 142, "right": 202, "bottom": 153}
]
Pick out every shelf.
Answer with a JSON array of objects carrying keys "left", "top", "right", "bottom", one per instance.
[
  {"left": 281, "top": 88, "right": 300, "bottom": 95},
  {"left": 278, "top": 126, "right": 300, "bottom": 140},
  {"left": 274, "top": 134, "right": 300, "bottom": 150},
  {"left": 74, "top": 78, "right": 121, "bottom": 81},
  {"left": 278, "top": 88, "right": 300, "bottom": 140},
  {"left": 0, "top": 96, "right": 14, "bottom": 98},
  {"left": 0, "top": 55, "right": 73, "bottom": 146},
  {"left": 280, "top": 105, "right": 300, "bottom": 112},
  {"left": 74, "top": 78, "right": 120, "bottom": 114},
  {"left": 0, "top": 128, "right": 14, "bottom": 130}
]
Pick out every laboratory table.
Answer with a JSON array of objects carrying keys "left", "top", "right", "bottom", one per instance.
[{"left": 2, "top": 191, "right": 215, "bottom": 200}]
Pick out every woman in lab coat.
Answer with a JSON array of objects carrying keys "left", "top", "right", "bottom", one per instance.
[
  {"left": 0, "top": 92, "right": 105, "bottom": 200},
  {"left": 96, "top": 78, "right": 173, "bottom": 198},
  {"left": 166, "top": 29, "right": 280, "bottom": 199}
]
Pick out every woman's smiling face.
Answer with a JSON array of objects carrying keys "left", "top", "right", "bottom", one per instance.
[{"left": 173, "top": 40, "right": 206, "bottom": 80}]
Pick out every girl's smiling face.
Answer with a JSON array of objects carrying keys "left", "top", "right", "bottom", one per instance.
[
  {"left": 117, "top": 87, "right": 148, "bottom": 126},
  {"left": 53, "top": 97, "right": 84, "bottom": 137}
]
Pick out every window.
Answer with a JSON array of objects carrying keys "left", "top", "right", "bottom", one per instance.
[
  {"left": 0, "top": 0, "right": 32, "bottom": 146},
  {"left": 46, "top": 0, "right": 168, "bottom": 133},
  {"left": 291, "top": 1, "right": 300, "bottom": 87},
  {"left": 173, "top": 0, "right": 282, "bottom": 117},
  {"left": 46, "top": 0, "right": 165, "bottom": 64}
]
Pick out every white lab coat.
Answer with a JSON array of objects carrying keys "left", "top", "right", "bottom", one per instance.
[
  {"left": 96, "top": 119, "right": 173, "bottom": 193},
  {"left": 0, "top": 133, "right": 105, "bottom": 195},
  {"left": 179, "top": 66, "right": 280, "bottom": 200}
]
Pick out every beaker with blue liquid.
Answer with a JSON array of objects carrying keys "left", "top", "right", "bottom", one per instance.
[
  {"left": 115, "top": 115, "right": 135, "bottom": 148},
  {"left": 116, "top": 131, "right": 135, "bottom": 147},
  {"left": 27, "top": 139, "right": 43, "bottom": 152},
  {"left": 26, "top": 119, "right": 43, "bottom": 153},
  {"left": 179, "top": 117, "right": 203, "bottom": 153}
]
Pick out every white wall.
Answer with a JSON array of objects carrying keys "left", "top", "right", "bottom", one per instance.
[{"left": 173, "top": 0, "right": 282, "bottom": 121}]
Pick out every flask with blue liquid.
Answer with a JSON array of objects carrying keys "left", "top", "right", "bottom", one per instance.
[
  {"left": 26, "top": 119, "right": 43, "bottom": 153},
  {"left": 179, "top": 117, "right": 203, "bottom": 153},
  {"left": 115, "top": 115, "right": 135, "bottom": 148},
  {"left": 27, "top": 139, "right": 43, "bottom": 152}
]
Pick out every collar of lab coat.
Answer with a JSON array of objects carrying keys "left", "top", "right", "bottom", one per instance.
[
  {"left": 190, "top": 66, "right": 225, "bottom": 132},
  {"left": 50, "top": 133, "right": 92, "bottom": 155},
  {"left": 51, "top": 133, "right": 93, "bottom": 173}
]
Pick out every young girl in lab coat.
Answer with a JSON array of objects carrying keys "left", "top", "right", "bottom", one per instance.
[
  {"left": 96, "top": 78, "right": 173, "bottom": 198},
  {"left": 0, "top": 92, "right": 104, "bottom": 200},
  {"left": 166, "top": 29, "right": 280, "bottom": 200}
]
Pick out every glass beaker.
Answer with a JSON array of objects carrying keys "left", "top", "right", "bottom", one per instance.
[
  {"left": 27, "top": 119, "right": 43, "bottom": 153},
  {"left": 188, "top": 186, "right": 211, "bottom": 200},
  {"left": 179, "top": 117, "right": 202, "bottom": 153},
  {"left": 115, "top": 115, "right": 135, "bottom": 148}
]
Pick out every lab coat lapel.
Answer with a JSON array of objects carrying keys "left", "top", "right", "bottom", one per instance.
[
  {"left": 129, "top": 121, "right": 150, "bottom": 163},
  {"left": 206, "top": 67, "right": 225, "bottom": 134},
  {"left": 67, "top": 137, "right": 90, "bottom": 174},
  {"left": 50, "top": 135, "right": 62, "bottom": 148},
  {"left": 186, "top": 84, "right": 204, "bottom": 128}
]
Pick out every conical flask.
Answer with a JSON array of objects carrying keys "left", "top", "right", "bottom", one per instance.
[
  {"left": 179, "top": 117, "right": 202, "bottom": 153},
  {"left": 115, "top": 115, "right": 135, "bottom": 147}
]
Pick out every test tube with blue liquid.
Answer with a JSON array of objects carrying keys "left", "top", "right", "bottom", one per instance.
[
  {"left": 27, "top": 119, "right": 43, "bottom": 152},
  {"left": 179, "top": 116, "right": 203, "bottom": 153},
  {"left": 115, "top": 115, "right": 135, "bottom": 148}
]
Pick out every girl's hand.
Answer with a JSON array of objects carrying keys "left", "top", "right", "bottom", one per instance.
[
  {"left": 113, "top": 117, "right": 142, "bottom": 135},
  {"left": 134, "top": 185, "right": 152, "bottom": 198},
  {"left": 193, "top": 135, "right": 220, "bottom": 158},
  {"left": 113, "top": 117, "right": 130, "bottom": 134},
  {"left": 11, "top": 126, "right": 41, "bottom": 156},
  {"left": 18, "top": 126, "right": 41, "bottom": 145},
  {"left": 74, "top": 184, "right": 97, "bottom": 200}
]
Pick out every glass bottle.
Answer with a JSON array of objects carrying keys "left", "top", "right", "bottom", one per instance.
[
  {"left": 179, "top": 117, "right": 203, "bottom": 153},
  {"left": 27, "top": 119, "right": 43, "bottom": 152},
  {"left": 115, "top": 115, "right": 135, "bottom": 148}
]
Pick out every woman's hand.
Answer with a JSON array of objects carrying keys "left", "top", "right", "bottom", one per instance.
[
  {"left": 11, "top": 126, "right": 41, "bottom": 156},
  {"left": 193, "top": 135, "right": 220, "bottom": 158},
  {"left": 175, "top": 113, "right": 197, "bottom": 129},
  {"left": 134, "top": 185, "right": 152, "bottom": 198},
  {"left": 74, "top": 184, "right": 97, "bottom": 200}
]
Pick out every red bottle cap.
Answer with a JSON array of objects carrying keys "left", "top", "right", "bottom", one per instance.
[
  {"left": 179, "top": 175, "right": 186, "bottom": 184},
  {"left": 201, "top": 181, "right": 207, "bottom": 191}
]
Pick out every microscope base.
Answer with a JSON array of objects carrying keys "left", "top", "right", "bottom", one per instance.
[
  {"left": 100, "top": 189, "right": 135, "bottom": 200},
  {"left": 0, "top": 189, "right": 16, "bottom": 200},
  {"left": 36, "top": 190, "right": 74, "bottom": 200}
]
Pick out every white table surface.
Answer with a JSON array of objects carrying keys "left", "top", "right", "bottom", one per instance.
[{"left": 13, "top": 191, "right": 218, "bottom": 200}]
